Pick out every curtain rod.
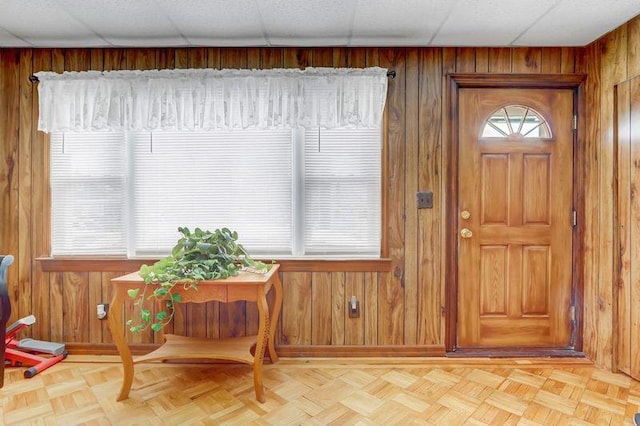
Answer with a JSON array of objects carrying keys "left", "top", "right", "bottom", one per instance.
[{"left": 28, "top": 70, "right": 396, "bottom": 83}]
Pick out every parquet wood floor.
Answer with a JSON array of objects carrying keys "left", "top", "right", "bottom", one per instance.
[{"left": 1, "top": 356, "right": 639, "bottom": 425}]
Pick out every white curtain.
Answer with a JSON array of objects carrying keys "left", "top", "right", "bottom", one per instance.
[{"left": 35, "top": 67, "right": 389, "bottom": 132}]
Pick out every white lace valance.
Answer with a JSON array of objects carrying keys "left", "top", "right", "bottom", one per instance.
[{"left": 35, "top": 67, "right": 389, "bottom": 132}]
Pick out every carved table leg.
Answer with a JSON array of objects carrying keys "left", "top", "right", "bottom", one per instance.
[
  {"left": 267, "top": 274, "right": 283, "bottom": 363},
  {"left": 253, "top": 287, "right": 270, "bottom": 403}
]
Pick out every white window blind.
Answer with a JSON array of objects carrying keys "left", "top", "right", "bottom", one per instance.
[
  {"left": 50, "top": 131, "right": 127, "bottom": 255},
  {"left": 50, "top": 127, "right": 381, "bottom": 258},
  {"left": 131, "top": 130, "right": 293, "bottom": 257},
  {"left": 303, "top": 129, "right": 381, "bottom": 256}
]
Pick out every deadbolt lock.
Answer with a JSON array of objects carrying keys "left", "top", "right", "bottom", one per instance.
[
  {"left": 461, "top": 210, "right": 471, "bottom": 220},
  {"left": 460, "top": 228, "right": 473, "bottom": 238}
]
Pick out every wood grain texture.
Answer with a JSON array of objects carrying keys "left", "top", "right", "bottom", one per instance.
[
  {"left": 512, "top": 48, "right": 541, "bottom": 73},
  {"left": 378, "top": 48, "right": 405, "bottom": 345},
  {"left": 404, "top": 48, "right": 419, "bottom": 345},
  {"left": 281, "top": 272, "right": 312, "bottom": 345},
  {"left": 1, "top": 50, "right": 20, "bottom": 329},
  {"left": 331, "top": 272, "right": 345, "bottom": 345},
  {"left": 488, "top": 48, "right": 512, "bottom": 73},
  {"left": 345, "top": 272, "right": 364, "bottom": 345},
  {"left": 418, "top": 48, "right": 443, "bottom": 345},
  {"left": 1, "top": 36, "right": 634, "bottom": 361},
  {"left": 629, "top": 17, "right": 640, "bottom": 79},
  {"left": 615, "top": 80, "right": 631, "bottom": 375},
  {"left": 311, "top": 272, "right": 332, "bottom": 345},
  {"left": 598, "top": 26, "right": 628, "bottom": 369},
  {"left": 541, "top": 47, "right": 562, "bottom": 74},
  {"left": 18, "top": 49, "right": 33, "bottom": 326},
  {"left": 30, "top": 49, "right": 52, "bottom": 341},
  {"left": 4, "top": 355, "right": 633, "bottom": 425},
  {"left": 630, "top": 75, "right": 640, "bottom": 379},
  {"left": 581, "top": 41, "right": 601, "bottom": 363}
]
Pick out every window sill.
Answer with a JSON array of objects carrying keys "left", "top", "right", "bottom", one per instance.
[{"left": 37, "top": 257, "right": 392, "bottom": 273}]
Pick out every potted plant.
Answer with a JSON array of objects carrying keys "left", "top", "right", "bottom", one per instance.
[{"left": 126, "top": 227, "right": 270, "bottom": 333}]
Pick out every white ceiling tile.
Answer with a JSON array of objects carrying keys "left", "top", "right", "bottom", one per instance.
[
  {"left": 52, "top": 0, "right": 186, "bottom": 46},
  {"left": 431, "top": 0, "right": 559, "bottom": 46},
  {"left": 351, "top": 0, "right": 453, "bottom": 46},
  {"left": 0, "top": 0, "right": 639, "bottom": 48},
  {"left": 515, "top": 0, "right": 640, "bottom": 46},
  {"left": 257, "top": 0, "right": 356, "bottom": 45},
  {"left": 0, "top": 27, "right": 31, "bottom": 47},
  {"left": 0, "top": 0, "right": 107, "bottom": 46},
  {"left": 155, "top": 0, "right": 267, "bottom": 46}
]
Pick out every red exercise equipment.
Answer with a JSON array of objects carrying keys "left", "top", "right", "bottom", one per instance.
[{"left": 5, "top": 315, "right": 67, "bottom": 378}]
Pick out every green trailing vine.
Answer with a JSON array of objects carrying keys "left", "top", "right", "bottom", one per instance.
[{"left": 126, "top": 227, "right": 270, "bottom": 333}]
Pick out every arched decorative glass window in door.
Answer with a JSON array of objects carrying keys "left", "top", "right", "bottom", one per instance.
[{"left": 481, "top": 105, "right": 552, "bottom": 139}]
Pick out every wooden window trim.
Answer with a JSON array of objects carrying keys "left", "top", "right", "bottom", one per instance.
[{"left": 37, "top": 257, "right": 392, "bottom": 273}]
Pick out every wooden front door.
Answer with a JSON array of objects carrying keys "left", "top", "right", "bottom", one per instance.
[{"left": 456, "top": 87, "right": 575, "bottom": 350}]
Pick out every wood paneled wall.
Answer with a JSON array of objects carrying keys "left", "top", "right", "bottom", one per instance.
[
  {"left": 610, "top": 16, "right": 640, "bottom": 375},
  {"left": 0, "top": 44, "right": 591, "bottom": 356}
]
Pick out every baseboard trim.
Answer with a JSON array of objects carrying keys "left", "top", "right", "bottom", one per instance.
[
  {"left": 65, "top": 343, "right": 447, "bottom": 357},
  {"left": 276, "top": 345, "right": 446, "bottom": 357}
]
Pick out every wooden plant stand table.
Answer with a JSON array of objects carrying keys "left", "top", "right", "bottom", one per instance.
[{"left": 108, "top": 264, "right": 282, "bottom": 403}]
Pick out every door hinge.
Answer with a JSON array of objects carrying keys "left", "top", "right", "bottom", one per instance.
[
  {"left": 572, "top": 210, "right": 577, "bottom": 227},
  {"left": 573, "top": 115, "right": 577, "bottom": 130}
]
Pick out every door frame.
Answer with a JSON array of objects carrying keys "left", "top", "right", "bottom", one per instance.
[{"left": 444, "top": 74, "right": 587, "bottom": 355}]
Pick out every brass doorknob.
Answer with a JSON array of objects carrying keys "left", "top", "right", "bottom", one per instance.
[
  {"left": 460, "top": 228, "right": 473, "bottom": 238},
  {"left": 461, "top": 210, "right": 471, "bottom": 220}
]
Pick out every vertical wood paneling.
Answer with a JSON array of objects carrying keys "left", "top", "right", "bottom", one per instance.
[
  {"left": 629, "top": 76, "right": 640, "bottom": 379},
  {"left": 311, "top": 272, "right": 332, "bottom": 345},
  {"left": 581, "top": 41, "right": 601, "bottom": 362},
  {"left": 49, "top": 49, "right": 64, "bottom": 343},
  {"left": 615, "top": 81, "right": 631, "bottom": 374},
  {"left": 378, "top": 48, "right": 405, "bottom": 345},
  {"left": 598, "top": 27, "right": 627, "bottom": 368},
  {"left": 364, "top": 272, "right": 378, "bottom": 345},
  {"left": 488, "top": 48, "right": 512, "bottom": 73},
  {"left": 345, "top": 273, "right": 364, "bottom": 345},
  {"left": 282, "top": 272, "right": 312, "bottom": 345},
  {"left": 284, "top": 48, "right": 310, "bottom": 70},
  {"left": 561, "top": 47, "right": 577, "bottom": 74},
  {"left": 541, "top": 48, "right": 562, "bottom": 74},
  {"left": 62, "top": 272, "right": 90, "bottom": 342},
  {"left": 628, "top": 17, "right": 640, "bottom": 78},
  {"left": 88, "top": 272, "right": 103, "bottom": 343},
  {"left": 455, "top": 48, "right": 476, "bottom": 73},
  {"left": 50, "top": 272, "right": 63, "bottom": 342},
  {"left": 18, "top": 49, "right": 33, "bottom": 326},
  {"left": 30, "top": 49, "right": 52, "bottom": 341},
  {"left": 418, "top": 48, "right": 443, "bottom": 345},
  {"left": 3, "top": 37, "right": 630, "bottom": 360},
  {"left": 475, "top": 48, "right": 489, "bottom": 73},
  {"left": 512, "top": 48, "right": 541, "bottom": 73},
  {"left": 313, "top": 47, "right": 333, "bottom": 67},
  {"left": 0, "top": 49, "right": 20, "bottom": 327},
  {"left": 331, "top": 272, "right": 345, "bottom": 345},
  {"left": 404, "top": 48, "right": 419, "bottom": 345}
]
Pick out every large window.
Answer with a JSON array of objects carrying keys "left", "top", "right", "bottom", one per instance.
[
  {"left": 50, "top": 128, "right": 381, "bottom": 258},
  {"left": 39, "top": 66, "right": 388, "bottom": 258}
]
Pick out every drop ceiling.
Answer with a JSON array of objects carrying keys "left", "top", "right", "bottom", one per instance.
[{"left": 0, "top": 0, "right": 638, "bottom": 48}]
